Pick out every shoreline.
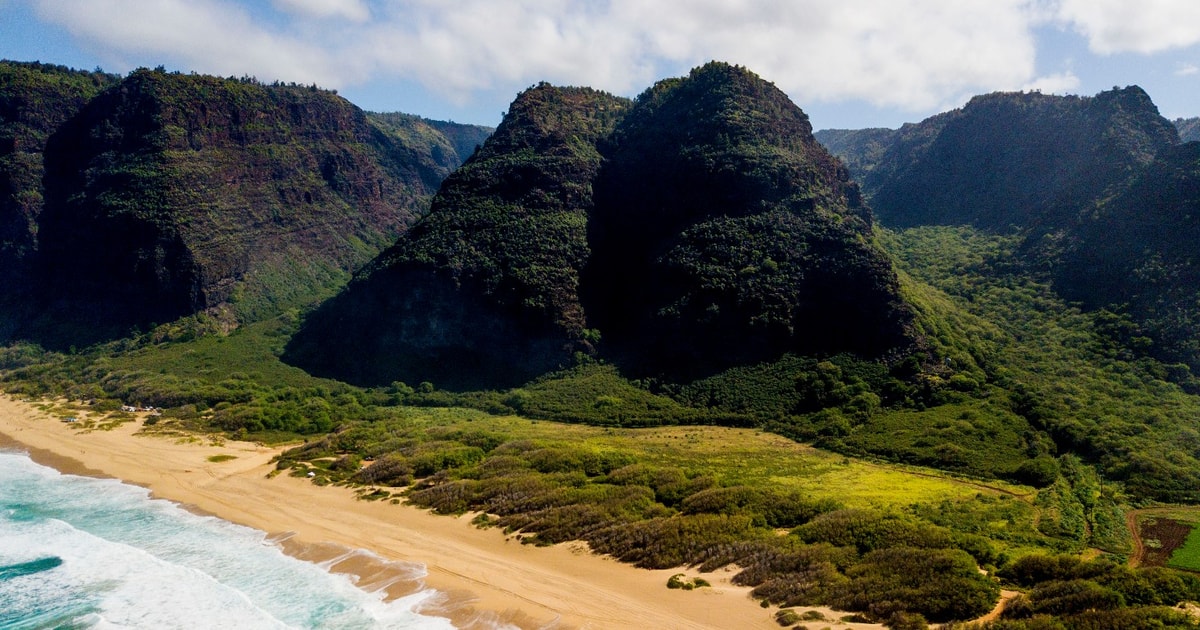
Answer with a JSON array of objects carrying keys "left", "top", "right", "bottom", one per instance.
[{"left": 0, "top": 395, "right": 790, "bottom": 630}]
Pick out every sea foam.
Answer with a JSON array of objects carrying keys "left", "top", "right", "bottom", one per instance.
[{"left": 0, "top": 449, "right": 454, "bottom": 629}]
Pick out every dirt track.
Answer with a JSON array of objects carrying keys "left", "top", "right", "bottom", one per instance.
[{"left": 1128, "top": 509, "right": 1146, "bottom": 567}]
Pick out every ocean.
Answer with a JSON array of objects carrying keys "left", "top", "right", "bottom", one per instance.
[{"left": 0, "top": 449, "right": 456, "bottom": 629}]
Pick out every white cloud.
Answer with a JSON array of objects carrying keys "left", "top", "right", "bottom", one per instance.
[
  {"left": 1054, "top": 0, "right": 1200, "bottom": 54},
  {"left": 1022, "top": 71, "right": 1081, "bottom": 93},
  {"left": 1176, "top": 63, "right": 1200, "bottom": 76},
  {"left": 353, "top": 0, "right": 1044, "bottom": 111},
  {"left": 272, "top": 0, "right": 369, "bottom": 22},
  {"left": 31, "top": 0, "right": 359, "bottom": 86},
  {"left": 27, "top": 0, "right": 1091, "bottom": 115}
]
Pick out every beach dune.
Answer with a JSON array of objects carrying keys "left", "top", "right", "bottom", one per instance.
[{"left": 0, "top": 396, "right": 791, "bottom": 629}]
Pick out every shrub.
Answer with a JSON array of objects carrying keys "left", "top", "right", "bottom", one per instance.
[
  {"left": 1011, "top": 456, "right": 1061, "bottom": 488},
  {"left": 680, "top": 485, "right": 839, "bottom": 528},
  {"left": 1022, "top": 579, "right": 1124, "bottom": 617},
  {"left": 793, "top": 509, "right": 955, "bottom": 554},
  {"left": 774, "top": 609, "right": 801, "bottom": 626},
  {"left": 828, "top": 547, "right": 998, "bottom": 622}
]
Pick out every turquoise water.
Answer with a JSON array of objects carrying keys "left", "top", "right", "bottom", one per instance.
[{"left": 0, "top": 449, "right": 456, "bottom": 629}]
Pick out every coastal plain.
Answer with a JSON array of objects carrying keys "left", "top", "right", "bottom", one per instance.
[{"left": 0, "top": 395, "right": 805, "bottom": 630}]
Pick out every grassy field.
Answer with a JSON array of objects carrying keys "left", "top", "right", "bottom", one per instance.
[
  {"left": 403, "top": 416, "right": 1031, "bottom": 510},
  {"left": 104, "top": 316, "right": 336, "bottom": 389},
  {"left": 1169, "top": 526, "right": 1200, "bottom": 572}
]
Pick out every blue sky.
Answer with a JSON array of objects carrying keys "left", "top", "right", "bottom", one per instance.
[{"left": 2, "top": 0, "right": 1198, "bottom": 130}]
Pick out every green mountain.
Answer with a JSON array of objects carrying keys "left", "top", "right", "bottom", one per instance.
[
  {"left": 12, "top": 60, "right": 1200, "bottom": 628},
  {"left": 1177, "top": 117, "right": 1200, "bottom": 142},
  {"left": 812, "top": 127, "right": 896, "bottom": 179},
  {"left": 1056, "top": 141, "right": 1200, "bottom": 373},
  {"left": 856, "top": 88, "right": 1178, "bottom": 230},
  {"left": 364, "top": 111, "right": 491, "bottom": 177},
  {"left": 821, "top": 88, "right": 1200, "bottom": 383},
  {"left": 288, "top": 63, "right": 921, "bottom": 388},
  {"left": 286, "top": 83, "right": 629, "bottom": 389},
  {"left": 1, "top": 65, "right": 488, "bottom": 345},
  {"left": 0, "top": 62, "right": 119, "bottom": 306},
  {"left": 584, "top": 64, "right": 915, "bottom": 379}
]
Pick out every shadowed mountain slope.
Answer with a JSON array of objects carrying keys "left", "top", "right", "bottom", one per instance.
[
  {"left": 584, "top": 63, "right": 915, "bottom": 379},
  {"left": 860, "top": 88, "right": 1179, "bottom": 231},
  {"left": 8, "top": 67, "right": 487, "bottom": 345},
  {"left": 285, "top": 84, "right": 630, "bottom": 389},
  {"left": 1055, "top": 141, "right": 1200, "bottom": 372},
  {"left": 289, "top": 63, "right": 920, "bottom": 389},
  {"left": 0, "top": 61, "right": 118, "bottom": 304}
]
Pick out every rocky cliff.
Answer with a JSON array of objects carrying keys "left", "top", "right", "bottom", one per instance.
[
  {"left": 860, "top": 88, "right": 1179, "bottom": 230},
  {"left": 0, "top": 61, "right": 118, "bottom": 302},
  {"left": 6, "top": 66, "right": 487, "bottom": 343},
  {"left": 289, "top": 63, "right": 920, "bottom": 388}
]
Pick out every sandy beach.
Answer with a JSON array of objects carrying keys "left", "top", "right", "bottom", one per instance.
[{"left": 0, "top": 394, "right": 806, "bottom": 630}]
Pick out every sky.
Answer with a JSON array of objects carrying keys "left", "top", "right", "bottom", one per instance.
[{"left": 1, "top": 0, "right": 1198, "bottom": 131}]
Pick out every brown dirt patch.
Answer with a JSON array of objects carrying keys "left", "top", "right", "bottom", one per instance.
[{"left": 1139, "top": 517, "right": 1193, "bottom": 567}]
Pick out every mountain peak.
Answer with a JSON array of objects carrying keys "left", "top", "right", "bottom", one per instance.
[
  {"left": 1, "top": 66, "right": 489, "bottom": 346},
  {"left": 860, "top": 86, "right": 1178, "bottom": 230},
  {"left": 289, "top": 63, "right": 919, "bottom": 388}
]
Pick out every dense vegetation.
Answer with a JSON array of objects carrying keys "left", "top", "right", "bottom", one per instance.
[
  {"left": 292, "top": 62, "right": 921, "bottom": 391},
  {"left": 1055, "top": 142, "right": 1200, "bottom": 374},
  {"left": 286, "top": 84, "right": 628, "bottom": 389},
  {"left": 821, "top": 90, "right": 1200, "bottom": 494},
  {"left": 0, "top": 63, "right": 490, "bottom": 348},
  {"left": 859, "top": 87, "right": 1177, "bottom": 231}
]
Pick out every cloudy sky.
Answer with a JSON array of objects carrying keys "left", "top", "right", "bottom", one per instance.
[{"left": 2, "top": 0, "right": 1198, "bottom": 130}]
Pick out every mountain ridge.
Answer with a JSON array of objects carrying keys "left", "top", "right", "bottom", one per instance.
[
  {"left": 288, "top": 63, "right": 923, "bottom": 389},
  {"left": 859, "top": 87, "right": 1178, "bottom": 231},
  {"left": 286, "top": 84, "right": 629, "bottom": 389},
  {"left": 0, "top": 61, "right": 491, "bottom": 345}
]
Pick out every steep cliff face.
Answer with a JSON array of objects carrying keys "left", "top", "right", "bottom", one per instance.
[
  {"left": 1056, "top": 142, "right": 1200, "bottom": 370},
  {"left": 365, "top": 111, "right": 493, "bottom": 187},
  {"left": 813, "top": 127, "right": 898, "bottom": 180},
  {"left": 863, "top": 87, "right": 1179, "bottom": 230},
  {"left": 585, "top": 63, "right": 914, "bottom": 378},
  {"left": 0, "top": 62, "right": 118, "bottom": 300},
  {"left": 290, "top": 63, "right": 920, "bottom": 388},
  {"left": 29, "top": 68, "right": 479, "bottom": 340},
  {"left": 286, "top": 85, "right": 629, "bottom": 389},
  {"left": 1177, "top": 117, "right": 1200, "bottom": 143}
]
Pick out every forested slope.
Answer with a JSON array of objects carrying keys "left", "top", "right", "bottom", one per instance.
[
  {"left": 858, "top": 87, "right": 1178, "bottom": 230},
  {"left": 0, "top": 64, "right": 489, "bottom": 346},
  {"left": 287, "top": 84, "right": 629, "bottom": 389},
  {"left": 290, "top": 63, "right": 922, "bottom": 389}
]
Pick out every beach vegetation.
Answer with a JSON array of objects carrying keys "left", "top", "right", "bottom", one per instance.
[
  {"left": 666, "top": 573, "right": 710, "bottom": 590},
  {"left": 774, "top": 608, "right": 802, "bottom": 625}
]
